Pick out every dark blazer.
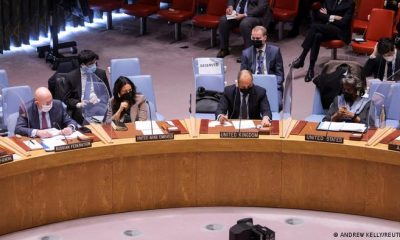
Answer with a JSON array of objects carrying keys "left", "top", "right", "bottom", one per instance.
[
  {"left": 215, "top": 84, "right": 272, "bottom": 120},
  {"left": 15, "top": 99, "right": 78, "bottom": 137},
  {"left": 228, "top": 0, "right": 273, "bottom": 27},
  {"left": 64, "top": 68, "right": 111, "bottom": 110},
  {"left": 315, "top": 0, "right": 355, "bottom": 43},
  {"left": 240, "top": 44, "right": 284, "bottom": 93},
  {"left": 364, "top": 52, "right": 400, "bottom": 80}
]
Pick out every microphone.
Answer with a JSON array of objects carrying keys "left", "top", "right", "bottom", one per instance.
[
  {"left": 54, "top": 122, "right": 69, "bottom": 144},
  {"left": 189, "top": 93, "right": 192, "bottom": 114},
  {"left": 238, "top": 91, "right": 244, "bottom": 133},
  {"left": 146, "top": 100, "right": 154, "bottom": 135},
  {"left": 229, "top": 84, "right": 239, "bottom": 119},
  {"left": 386, "top": 63, "right": 400, "bottom": 80}
]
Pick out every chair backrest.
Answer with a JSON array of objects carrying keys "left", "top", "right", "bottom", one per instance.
[
  {"left": 387, "top": 83, "right": 400, "bottom": 120},
  {"left": 311, "top": 86, "right": 325, "bottom": 115},
  {"left": 193, "top": 57, "right": 225, "bottom": 76},
  {"left": 253, "top": 74, "right": 279, "bottom": 112},
  {"left": 2, "top": 86, "right": 33, "bottom": 126},
  {"left": 274, "top": 0, "right": 299, "bottom": 11},
  {"left": 365, "top": 8, "right": 394, "bottom": 42},
  {"left": 127, "top": 75, "right": 158, "bottom": 112},
  {"left": 173, "top": 0, "right": 196, "bottom": 13},
  {"left": 195, "top": 74, "right": 225, "bottom": 92},
  {"left": 110, "top": 58, "right": 141, "bottom": 88},
  {"left": 355, "top": 0, "right": 384, "bottom": 21},
  {"left": 206, "top": 0, "right": 228, "bottom": 16},
  {"left": 0, "top": 70, "right": 9, "bottom": 89}
]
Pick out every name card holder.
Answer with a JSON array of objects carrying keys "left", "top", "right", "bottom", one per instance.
[
  {"left": 54, "top": 141, "right": 92, "bottom": 152},
  {"left": 136, "top": 133, "right": 174, "bottom": 142},
  {"left": 388, "top": 143, "right": 400, "bottom": 152},
  {"left": 0, "top": 154, "right": 13, "bottom": 164},
  {"left": 305, "top": 134, "right": 344, "bottom": 144},
  {"left": 220, "top": 132, "right": 260, "bottom": 139}
]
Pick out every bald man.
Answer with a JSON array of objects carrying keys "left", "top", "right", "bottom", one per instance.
[
  {"left": 215, "top": 70, "right": 272, "bottom": 127},
  {"left": 15, "top": 87, "right": 78, "bottom": 138}
]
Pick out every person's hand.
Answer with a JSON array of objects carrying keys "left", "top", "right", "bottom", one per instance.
[
  {"left": 61, "top": 127, "right": 73, "bottom": 136},
  {"left": 36, "top": 130, "right": 53, "bottom": 138},
  {"left": 226, "top": 6, "right": 233, "bottom": 15},
  {"left": 218, "top": 114, "right": 228, "bottom": 124},
  {"left": 76, "top": 101, "right": 87, "bottom": 108},
  {"left": 89, "top": 92, "right": 100, "bottom": 104},
  {"left": 371, "top": 43, "right": 379, "bottom": 58},
  {"left": 236, "top": 13, "right": 246, "bottom": 20},
  {"left": 261, "top": 117, "right": 271, "bottom": 127},
  {"left": 334, "top": 15, "right": 342, "bottom": 21},
  {"left": 320, "top": 8, "right": 327, "bottom": 14},
  {"left": 119, "top": 101, "right": 129, "bottom": 111}
]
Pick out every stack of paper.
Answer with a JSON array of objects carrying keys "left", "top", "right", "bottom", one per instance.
[
  {"left": 135, "top": 121, "right": 164, "bottom": 135},
  {"left": 317, "top": 121, "right": 367, "bottom": 133}
]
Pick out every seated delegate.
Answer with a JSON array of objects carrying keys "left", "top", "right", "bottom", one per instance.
[
  {"left": 105, "top": 76, "right": 149, "bottom": 123},
  {"left": 323, "top": 74, "right": 374, "bottom": 125},
  {"left": 15, "top": 87, "right": 78, "bottom": 138},
  {"left": 215, "top": 69, "right": 272, "bottom": 127}
]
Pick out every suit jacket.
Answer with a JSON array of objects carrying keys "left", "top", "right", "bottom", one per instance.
[
  {"left": 315, "top": 0, "right": 355, "bottom": 43},
  {"left": 215, "top": 84, "right": 272, "bottom": 120},
  {"left": 15, "top": 99, "right": 78, "bottom": 137},
  {"left": 364, "top": 51, "right": 400, "bottom": 81},
  {"left": 64, "top": 68, "right": 111, "bottom": 109},
  {"left": 105, "top": 94, "right": 149, "bottom": 123},
  {"left": 228, "top": 0, "right": 273, "bottom": 27},
  {"left": 240, "top": 44, "right": 284, "bottom": 94}
]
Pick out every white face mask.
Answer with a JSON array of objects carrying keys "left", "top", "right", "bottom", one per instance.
[
  {"left": 384, "top": 55, "right": 394, "bottom": 62},
  {"left": 41, "top": 102, "right": 53, "bottom": 113}
]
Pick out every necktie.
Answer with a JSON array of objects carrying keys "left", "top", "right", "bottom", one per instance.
[
  {"left": 241, "top": 93, "right": 248, "bottom": 119},
  {"left": 257, "top": 50, "right": 264, "bottom": 74},
  {"left": 41, "top": 112, "right": 48, "bottom": 129},
  {"left": 238, "top": 0, "right": 246, "bottom": 14},
  {"left": 387, "top": 61, "right": 393, "bottom": 80}
]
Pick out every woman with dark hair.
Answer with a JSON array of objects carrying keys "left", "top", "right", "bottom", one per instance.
[
  {"left": 323, "top": 74, "right": 374, "bottom": 125},
  {"left": 105, "top": 76, "right": 148, "bottom": 123}
]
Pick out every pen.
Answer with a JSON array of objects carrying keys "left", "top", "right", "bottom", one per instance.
[{"left": 29, "top": 140, "right": 35, "bottom": 144}]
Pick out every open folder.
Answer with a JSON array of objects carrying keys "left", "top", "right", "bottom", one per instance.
[{"left": 317, "top": 121, "right": 367, "bottom": 133}]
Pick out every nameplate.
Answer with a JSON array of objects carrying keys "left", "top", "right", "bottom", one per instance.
[
  {"left": 388, "top": 143, "right": 400, "bottom": 152},
  {"left": 220, "top": 132, "right": 260, "bottom": 139},
  {"left": 0, "top": 154, "right": 13, "bottom": 164},
  {"left": 305, "top": 134, "right": 344, "bottom": 144},
  {"left": 136, "top": 133, "right": 174, "bottom": 142},
  {"left": 54, "top": 141, "right": 92, "bottom": 152}
]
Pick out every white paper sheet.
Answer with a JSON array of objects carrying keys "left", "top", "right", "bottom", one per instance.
[
  {"left": 232, "top": 120, "right": 256, "bottom": 130},
  {"left": 208, "top": 121, "right": 233, "bottom": 127},
  {"left": 317, "top": 121, "right": 366, "bottom": 133},
  {"left": 226, "top": 10, "right": 238, "bottom": 20},
  {"left": 197, "top": 58, "right": 222, "bottom": 75},
  {"left": 41, "top": 138, "right": 66, "bottom": 151},
  {"left": 142, "top": 129, "right": 164, "bottom": 135},
  {"left": 23, "top": 140, "right": 43, "bottom": 150}
]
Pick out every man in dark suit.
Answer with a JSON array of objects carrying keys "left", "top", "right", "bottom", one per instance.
[
  {"left": 291, "top": 0, "right": 355, "bottom": 82},
  {"left": 216, "top": 70, "right": 272, "bottom": 126},
  {"left": 216, "top": 0, "right": 273, "bottom": 58},
  {"left": 240, "top": 26, "right": 284, "bottom": 107},
  {"left": 364, "top": 38, "right": 400, "bottom": 81},
  {"left": 64, "top": 50, "right": 111, "bottom": 124},
  {"left": 15, "top": 87, "right": 78, "bottom": 138}
]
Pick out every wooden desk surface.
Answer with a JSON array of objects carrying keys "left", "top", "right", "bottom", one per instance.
[{"left": 0, "top": 127, "right": 400, "bottom": 235}]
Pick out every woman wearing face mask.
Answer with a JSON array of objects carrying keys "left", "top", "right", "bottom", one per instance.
[
  {"left": 322, "top": 74, "right": 374, "bottom": 125},
  {"left": 105, "top": 76, "right": 149, "bottom": 123}
]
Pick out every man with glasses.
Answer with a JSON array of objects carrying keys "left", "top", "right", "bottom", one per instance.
[{"left": 240, "top": 26, "right": 284, "bottom": 108}]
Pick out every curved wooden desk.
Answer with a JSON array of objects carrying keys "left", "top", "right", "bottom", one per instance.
[{"left": 1, "top": 134, "right": 399, "bottom": 235}]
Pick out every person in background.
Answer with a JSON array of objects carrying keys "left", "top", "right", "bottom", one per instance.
[
  {"left": 105, "top": 76, "right": 149, "bottom": 123},
  {"left": 216, "top": 0, "right": 273, "bottom": 59},
  {"left": 240, "top": 26, "right": 284, "bottom": 108},
  {"left": 323, "top": 74, "right": 374, "bottom": 125},
  {"left": 291, "top": 0, "right": 354, "bottom": 82},
  {"left": 364, "top": 38, "right": 400, "bottom": 81},
  {"left": 215, "top": 70, "right": 272, "bottom": 126},
  {"left": 64, "top": 49, "right": 111, "bottom": 124},
  {"left": 15, "top": 87, "right": 78, "bottom": 138}
]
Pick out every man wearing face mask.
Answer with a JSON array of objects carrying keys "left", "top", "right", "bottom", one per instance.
[
  {"left": 364, "top": 38, "right": 400, "bottom": 81},
  {"left": 64, "top": 49, "right": 111, "bottom": 124},
  {"left": 323, "top": 75, "right": 374, "bottom": 125},
  {"left": 215, "top": 70, "right": 272, "bottom": 126},
  {"left": 240, "top": 26, "right": 284, "bottom": 108},
  {"left": 15, "top": 87, "right": 78, "bottom": 138}
]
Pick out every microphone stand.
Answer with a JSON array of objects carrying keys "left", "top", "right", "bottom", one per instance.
[{"left": 146, "top": 100, "right": 154, "bottom": 135}]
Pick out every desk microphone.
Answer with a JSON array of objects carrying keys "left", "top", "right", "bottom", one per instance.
[
  {"left": 189, "top": 93, "right": 192, "bottom": 114},
  {"left": 146, "top": 100, "right": 154, "bottom": 135},
  {"left": 229, "top": 85, "right": 239, "bottom": 119},
  {"left": 238, "top": 91, "right": 244, "bottom": 133},
  {"left": 386, "top": 64, "right": 400, "bottom": 80},
  {"left": 325, "top": 120, "right": 333, "bottom": 139},
  {"left": 54, "top": 122, "right": 69, "bottom": 144}
]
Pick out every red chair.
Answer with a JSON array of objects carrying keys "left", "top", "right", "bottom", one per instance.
[
  {"left": 122, "top": 0, "right": 161, "bottom": 35},
  {"left": 271, "top": 0, "right": 300, "bottom": 40},
  {"left": 352, "top": 8, "right": 395, "bottom": 55},
  {"left": 89, "top": 0, "right": 123, "bottom": 30},
  {"left": 192, "top": 0, "right": 227, "bottom": 47},
  {"left": 158, "top": 0, "right": 196, "bottom": 41},
  {"left": 321, "top": 40, "right": 345, "bottom": 60},
  {"left": 351, "top": 0, "right": 384, "bottom": 34}
]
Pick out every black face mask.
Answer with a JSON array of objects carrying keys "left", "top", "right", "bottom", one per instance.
[
  {"left": 240, "top": 87, "right": 252, "bottom": 95},
  {"left": 252, "top": 39, "right": 263, "bottom": 49},
  {"left": 121, "top": 91, "right": 134, "bottom": 102},
  {"left": 343, "top": 92, "right": 354, "bottom": 103}
]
